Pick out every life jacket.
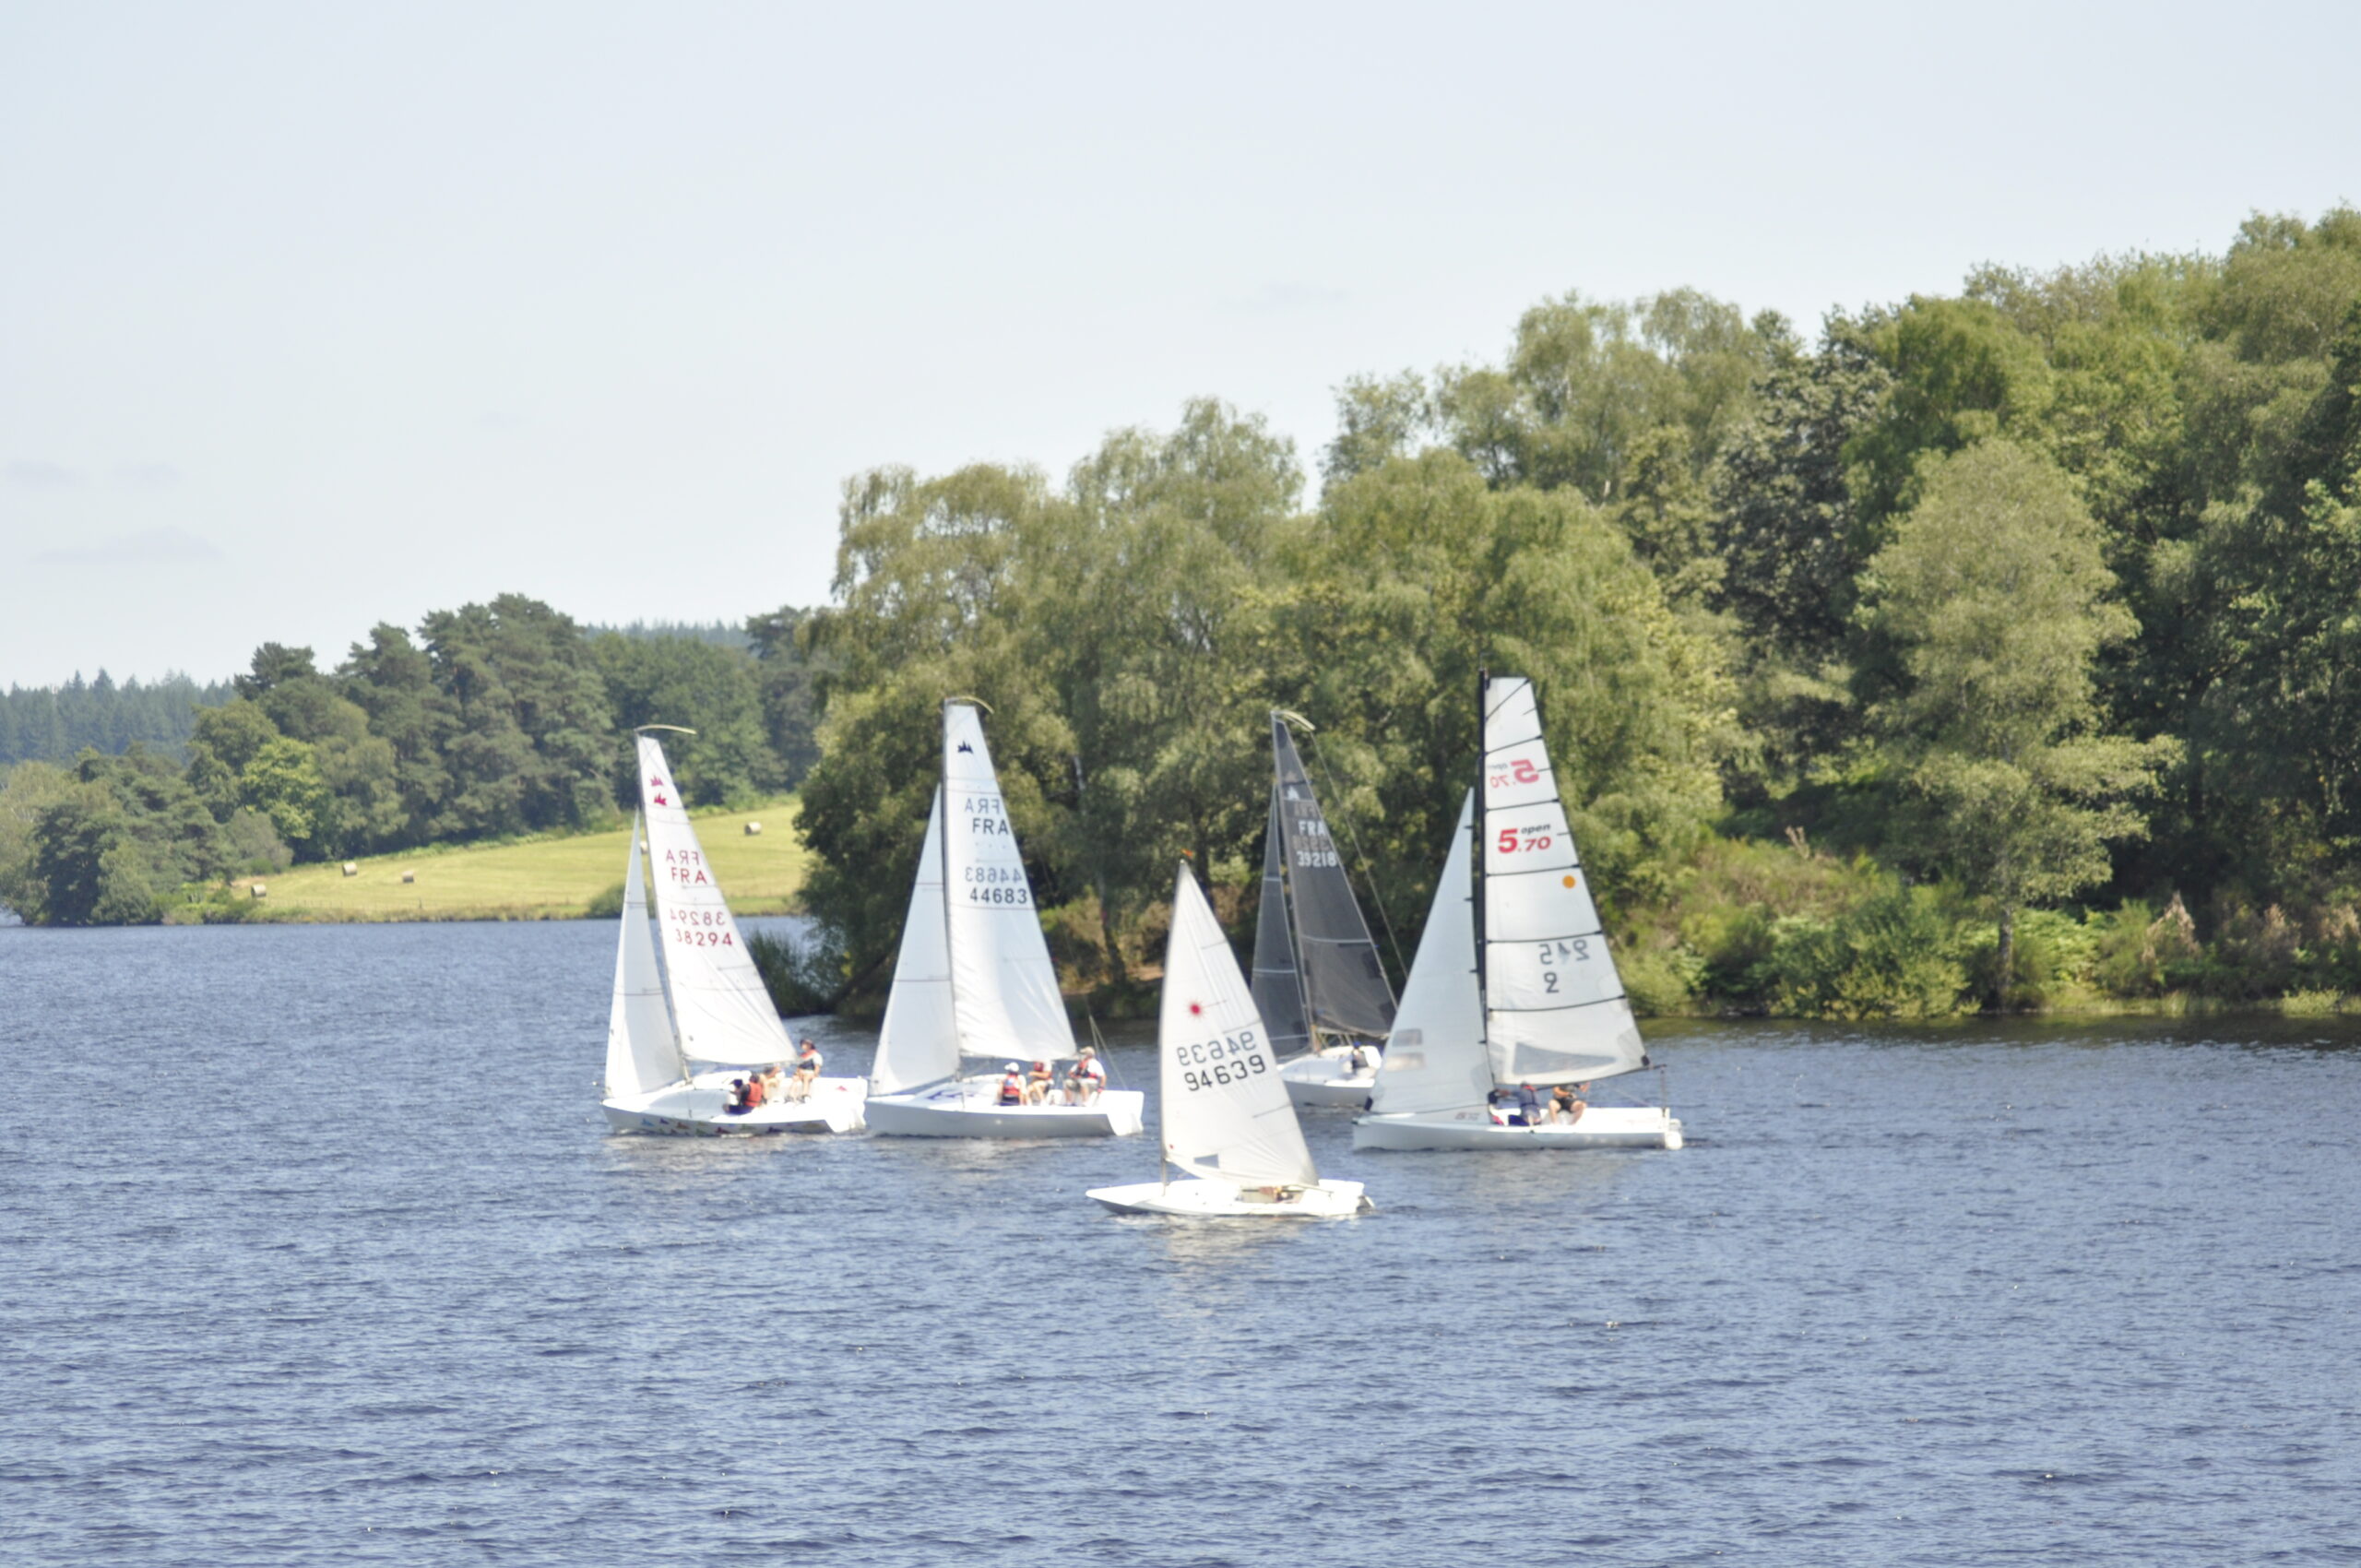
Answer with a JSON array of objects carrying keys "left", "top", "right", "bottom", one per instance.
[
  {"left": 744, "top": 1077, "right": 765, "bottom": 1108},
  {"left": 1074, "top": 1057, "right": 1105, "bottom": 1082},
  {"left": 999, "top": 1073, "right": 1023, "bottom": 1103}
]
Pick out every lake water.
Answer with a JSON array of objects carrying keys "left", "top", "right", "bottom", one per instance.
[{"left": 2, "top": 920, "right": 2356, "bottom": 1565}]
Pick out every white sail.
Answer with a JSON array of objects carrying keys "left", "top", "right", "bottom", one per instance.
[
  {"left": 940, "top": 703, "right": 1075, "bottom": 1062},
  {"left": 1158, "top": 864, "right": 1317, "bottom": 1187},
  {"left": 1481, "top": 677, "right": 1646, "bottom": 1085},
  {"left": 604, "top": 814, "right": 684, "bottom": 1099},
  {"left": 872, "top": 787, "right": 959, "bottom": 1093},
  {"left": 637, "top": 734, "right": 796, "bottom": 1067},
  {"left": 1369, "top": 792, "right": 1491, "bottom": 1115}
]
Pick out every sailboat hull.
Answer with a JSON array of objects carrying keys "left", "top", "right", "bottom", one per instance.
[
  {"left": 1279, "top": 1044, "right": 1382, "bottom": 1109},
  {"left": 1352, "top": 1104, "right": 1681, "bottom": 1151},
  {"left": 1086, "top": 1177, "right": 1370, "bottom": 1218},
  {"left": 601, "top": 1073, "right": 868, "bottom": 1135},
  {"left": 866, "top": 1081, "right": 1146, "bottom": 1139}
]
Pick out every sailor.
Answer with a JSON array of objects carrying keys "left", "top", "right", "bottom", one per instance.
[
  {"left": 1513, "top": 1082, "right": 1542, "bottom": 1126},
  {"left": 1063, "top": 1045, "right": 1107, "bottom": 1105},
  {"left": 742, "top": 1071, "right": 767, "bottom": 1110},
  {"left": 1347, "top": 1040, "right": 1372, "bottom": 1075},
  {"left": 791, "top": 1039, "right": 823, "bottom": 1099},
  {"left": 724, "top": 1077, "right": 752, "bottom": 1116},
  {"left": 1025, "top": 1060, "right": 1055, "bottom": 1104},
  {"left": 760, "top": 1063, "right": 789, "bottom": 1104},
  {"left": 1550, "top": 1082, "right": 1588, "bottom": 1125},
  {"left": 997, "top": 1063, "right": 1026, "bottom": 1106}
]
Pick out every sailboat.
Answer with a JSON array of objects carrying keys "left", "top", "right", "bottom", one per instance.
[
  {"left": 1252, "top": 713, "right": 1399, "bottom": 1109},
  {"left": 1088, "top": 863, "right": 1371, "bottom": 1217},
  {"left": 599, "top": 731, "right": 867, "bottom": 1134},
  {"left": 864, "top": 701, "right": 1146, "bottom": 1138},
  {"left": 1352, "top": 675, "right": 1683, "bottom": 1151}
]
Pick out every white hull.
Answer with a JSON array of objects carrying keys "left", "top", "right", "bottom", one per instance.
[
  {"left": 1352, "top": 1103, "right": 1681, "bottom": 1151},
  {"left": 601, "top": 1072, "right": 867, "bottom": 1135},
  {"left": 1279, "top": 1043, "right": 1382, "bottom": 1109},
  {"left": 867, "top": 1080, "right": 1146, "bottom": 1139},
  {"left": 1086, "top": 1176, "right": 1370, "bottom": 1218}
]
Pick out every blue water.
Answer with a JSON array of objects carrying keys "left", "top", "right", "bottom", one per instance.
[{"left": 2, "top": 920, "right": 2356, "bottom": 1565}]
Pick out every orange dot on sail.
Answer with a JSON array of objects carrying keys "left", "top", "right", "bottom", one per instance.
[{"left": 1562, "top": 874, "right": 1578, "bottom": 888}]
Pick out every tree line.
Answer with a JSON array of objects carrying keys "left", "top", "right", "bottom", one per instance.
[
  {"left": 787, "top": 207, "right": 2361, "bottom": 1016},
  {"left": 9, "top": 207, "right": 2360, "bottom": 1019},
  {"left": 0, "top": 672, "right": 233, "bottom": 766},
  {"left": 0, "top": 597, "right": 819, "bottom": 924}
]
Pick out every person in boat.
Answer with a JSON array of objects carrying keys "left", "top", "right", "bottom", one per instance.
[
  {"left": 742, "top": 1071, "right": 767, "bottom": 1111},
  {"left": 997, "top": 1063, "right": 1026, "bottom": 1106},
  {"left": 791, "top": 1039, "right": 823, "bottom": 1099},
  {"left": 1063, "top": 1045, "right": 1106, "bottom": 1105},
  {"left": 1024, "top": 1060, "right": 1055, "bottom": 1104},
  {"left": 1513, "top": 1082, "right": 1542, "bottom": 1126},
  {"left": 760, "top": 1063, "right": 789, "bottom": 1104},
  {"left": 1550, "top": 1082, "right": 1589, "bottom": 1125},
  {"left": 1347, "top": 1040, "right": 1372, "bottom": 1075},
  {"left": 724, "top": 1077, "right": 753, "bottom": 1115}
]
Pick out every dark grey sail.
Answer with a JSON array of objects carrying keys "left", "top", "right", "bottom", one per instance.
[
  {"left": 1271, "top": 717, "right": 1397, "bottom": 1044},
  {"left": 1250, "top": 788, "right": 1313, "bottom": 1055}
]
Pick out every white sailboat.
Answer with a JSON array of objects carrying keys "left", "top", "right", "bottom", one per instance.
[
  {"left": 599, "top": 731, "right": 867, "bottom": 1134},
  {"left": 1251, "top": 713, "right": 1399, "bottom": 1109},
  {"left": 864, "top": 701, "right": 1145, "bottom": 1139},
  {"left": 1089, "top": 864, "right": 1370, "bottom": 1217},
  {"left": 1352, "top": 675, "right": 1683, "bottom": 1151}
]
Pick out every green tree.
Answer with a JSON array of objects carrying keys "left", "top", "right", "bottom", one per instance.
[
  {"left": 1857, "top": 440, "right": 2173, "bottom": 1002},
  {"left": 593, "top": 632, "right": 776, "bottom": 806}
]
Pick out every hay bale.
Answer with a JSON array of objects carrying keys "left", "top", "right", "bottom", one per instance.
[
  {"left": 400, "top": 869, "right": 417, "bottom": 885},
  {"left": 250, "top": 883, "right": 267, "bottom": 899},
  {"left": 341, "top": 861, "right": 359, "bottom": 877},
  {"left": 745, "top": 821, "right": 763, "bottom": 837}
]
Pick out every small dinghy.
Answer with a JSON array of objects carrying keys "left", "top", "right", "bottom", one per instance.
[
  {"left": 865, "top": 702, "right": 1145, "bottom": 1139},
  {"left": 1252, "top": 714, "right": 1400, "bottom": 1111},
  {"left": 599, "top": 731, "right": 866, "bottom": 1135},
  {"left": 1352, "top": 675, "right": 1682, "bottom": 1153},
  {"left": 1089, "top": 864, "right": 1371, "bottom": 1218}
]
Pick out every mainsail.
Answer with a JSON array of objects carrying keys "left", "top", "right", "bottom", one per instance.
[
  {"left": 603, "top": 813, "right": 685, "bottom": 1099},
  {"left": 872, "top": 787, "right": 957, "bottom": 1093},
  {"left": 1159, "top": 863, "right": 1318, "bottom": 1187},
  {"left": 1269, "top": 718, "right": 1396, "bottom": 1045},
  {"left": 637, "top": 734, "right": 796, "bottom": 1066},
  {"left": 1369, "top": 792, "right": 1489, "bottom": 1115},
  {"left": 1478, "top": 676, "right": 1646, "bottom": 1085},
  {"left": 939, "top": 703, "right": 1074, "bottom": 1062},
  {"left": 1249, "top": 789, "right": 1311, "bottom": 1056}
]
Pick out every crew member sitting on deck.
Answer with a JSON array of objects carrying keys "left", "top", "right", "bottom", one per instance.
[
  {"left": 1063, "top": 1046, "right": 1107, "bottom": 1105},
  {"left": 791, "top": 1039, "right": 823, "bottom": 1099},
  {"left": 760, "top": 1063, "right": 789, "bottom": 1104},
  {"left": 1550, "top": 1082, "right": 1588, "bottom": 1125},
  {"left": 724, "top": 1077, "right": 752, "bottom": 1115},
  {"left": 1024, "top": 1060, "right": 1055, "bottom": 1104},
  {"left": 1513, "top": 1082, "right": 1542, "bottom": 1126},
  {"left": 742, "top": 1071, "right": 766, "bottom": 1111},
  {"left": 1347, "top": 1041, "right": 1372, "bottom": 1075},
  {"left": 997, "top": 1063, "right": 1026, "bottom": 1106}
]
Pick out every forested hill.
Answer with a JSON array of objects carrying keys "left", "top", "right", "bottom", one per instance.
[
  {"left": 0, "top": 673, "right": 233, "bottom": 766},
  {"left": 0, "top": 599, "right": 819, "bottom": 925}
]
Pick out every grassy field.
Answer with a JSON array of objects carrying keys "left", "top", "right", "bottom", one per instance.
[{"left": 238, "top": 800, "right": 810, "bottom": 921}]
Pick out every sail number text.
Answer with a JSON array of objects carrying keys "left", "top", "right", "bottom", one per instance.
[
  {"left": 1175, "top": 1030, "right": 1269, "bottom": 1093},
  {"left": 1497, "top": 826, "right": 1556, "bottom": 854},
  {"left": 962, "top": 865, "right": 1030, "bottom": 906},
  {"left": 667, "top": 908, "right": 735, "bottom": 947},
  {"left": 1536, "top": 936, "right": 1591, "bottom": 993}
]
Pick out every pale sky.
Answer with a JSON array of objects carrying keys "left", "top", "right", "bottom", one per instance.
[{"left": 3, "top": 0, "right": 2354, "bottom": 687}]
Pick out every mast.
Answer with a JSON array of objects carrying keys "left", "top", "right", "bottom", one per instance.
[
  {"left": 1474, "top": 665, "right": 1489, "bottom": 1059},
  {"left": 939, "top": 700, "right": 967, "bottom": 1074}
]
